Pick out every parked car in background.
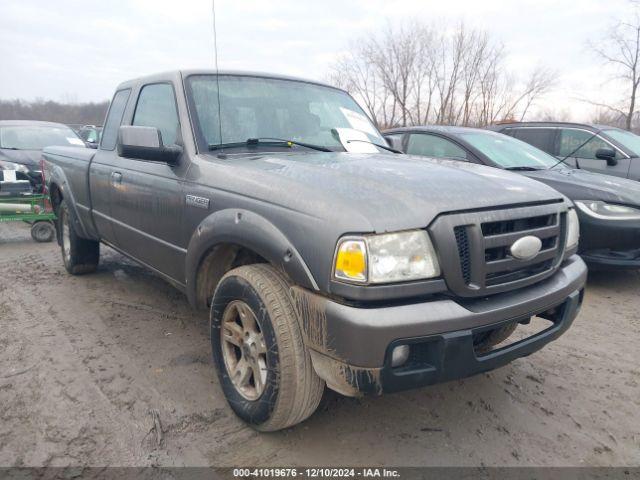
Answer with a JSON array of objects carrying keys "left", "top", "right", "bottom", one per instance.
[
  {"left": 489, "top": 122, "right": 640, "bottom": 181},
  {"left": 384, "top": 126, "right": 640, "bottom": 269},
  {"left": 0, "top": 120, "right": 86, "bottom": 193},
  {"left": 77, "top": 125, "right": 103, "bottom": 148},
  {"left": 43, "top": 70, "right": 586, "bottom": 431}
]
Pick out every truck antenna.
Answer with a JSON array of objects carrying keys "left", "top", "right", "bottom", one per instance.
[{"left": 212, "top": 0, "right": 224, "bottom": 153}]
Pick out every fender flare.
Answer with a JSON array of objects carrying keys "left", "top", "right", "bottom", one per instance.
[
  {"left": 185, "top": 208, "right": 319, "bottom": 308},
  {"left": 47, "top": 164, "right": 94, "bottom": 240}
]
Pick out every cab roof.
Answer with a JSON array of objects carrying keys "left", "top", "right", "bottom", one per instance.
[{"left": 115, "top": 69, "right": 340, "bottom": 92}]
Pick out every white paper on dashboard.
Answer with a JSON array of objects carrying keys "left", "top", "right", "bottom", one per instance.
[
  {"left": 3, "top": 170, "right": 17, "bottom": 182},
  {"left": 339, "top": 107, "right": 378, "bottom": 136},
  {"left": 334, "top": 128, "right": 379, "bottom": 153},
  {"left": 67, "top": 137, "right": 85, "bottom": 146}
]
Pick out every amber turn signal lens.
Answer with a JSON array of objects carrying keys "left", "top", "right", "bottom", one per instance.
[{"left": 334, "top": 239, "right": 367, "bottom": 282}]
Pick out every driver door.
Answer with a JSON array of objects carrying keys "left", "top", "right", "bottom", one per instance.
[{"left": 109, "top": 82, "right": 188, "bottom": 282}]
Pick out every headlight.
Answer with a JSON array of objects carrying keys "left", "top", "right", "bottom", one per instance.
[
  {"left": 566, "top": 209, "right": 580, "bottom": 250},
  {"left": 333, "top": 230, "right": 440, "bottom": 284},
  {"left": 575, "top": 200, "right": 640, "bottom": 221},
  {"left": 0, "top": 160, "right": 29, "bottom": 173}
]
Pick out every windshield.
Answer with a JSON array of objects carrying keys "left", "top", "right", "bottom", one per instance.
[
  {"left": 186, "top": 75, "right": 385, "bottom": 152},
  {"left": 0, "top": 125, "right": 85, "bottom": 150},
  {"left": 603, "top": 129, "right": 640, "bottom": 156},
  {"left": 460, "top": 131, "right": 565, "bottom": 169}
]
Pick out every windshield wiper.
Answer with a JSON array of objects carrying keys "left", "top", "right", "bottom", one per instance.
[
  {"left": 208, "top": 138, "right": 332, "bottom": 152},
  {"left": 504, "top": 166, "right": 543, "bottom": 171},
  {"left": 344, "top": 139, "right": 402, "bottom": 154}
]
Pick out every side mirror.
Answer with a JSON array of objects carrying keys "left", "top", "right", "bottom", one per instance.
[
  {"left": 595, "top": 147, "right": 618, "bottom": 166},
  {"left": 117, "top": 126, "right": 182, "bottom": 164},
  {"left": 86, "top": 141, "right": 98, "bottom": 149}
]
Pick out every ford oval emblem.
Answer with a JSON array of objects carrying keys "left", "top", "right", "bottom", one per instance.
[{"left": 510, "top": 236, "right": 542, "bottom": 261}]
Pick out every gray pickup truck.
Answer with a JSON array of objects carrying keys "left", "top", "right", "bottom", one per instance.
[{"left": 43, "top": 70, "right": 587, "bottom": 431}]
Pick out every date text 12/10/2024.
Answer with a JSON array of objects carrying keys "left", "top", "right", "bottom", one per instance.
[{"left": 232, "top": 468, "right": 401, "bottom": 478}]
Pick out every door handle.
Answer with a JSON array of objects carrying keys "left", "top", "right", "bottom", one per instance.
[{"left": 111, "top": 171, "right": 122, "bottom": 187}]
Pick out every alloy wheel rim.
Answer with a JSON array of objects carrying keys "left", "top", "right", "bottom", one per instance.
[{"left": 220, "top": 300, "right": 268, "bottom": 400}]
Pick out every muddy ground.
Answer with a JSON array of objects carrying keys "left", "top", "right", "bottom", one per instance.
[{"left": 0, "top": 222, "right": 638, "bottom": 467}]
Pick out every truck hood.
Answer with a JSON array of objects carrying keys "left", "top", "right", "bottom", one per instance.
[
  {"left": 208, "top": 152, "right": 567, "bottom": 232},
  {"left": 0, "top": 149, "right": 42, "bottom": 168},
  {"left": 522, "top": 168, "right": 640, "bottom": 206}
]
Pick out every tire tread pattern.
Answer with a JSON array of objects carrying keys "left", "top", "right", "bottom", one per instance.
[{"left": 220, "top": 264, "right": 324, "bottom": 431}]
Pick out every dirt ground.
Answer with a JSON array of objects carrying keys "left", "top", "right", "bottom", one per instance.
[{"left": 0, "top": 222, "right": 639, "bottom": 468}]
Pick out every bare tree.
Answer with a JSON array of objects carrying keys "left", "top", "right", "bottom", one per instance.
[
  {"left": 514, "top": 67, "right": 557, "bottom": 121},
  {"left": 534, "top": 107, "right": 573, "bottom": 123},
  {"left": 589, "top": 1, "right": 640, "bottom": 130},
  {"left": 330, "top": 52, "right": 392, "bottom": 127},
  {"left": 590, "top": 107, "right": 627, "bottom": 129},
  {"left": 329, "top": 21, "right": 555, "bottom": 129},
  {"left": 0, "top": 99, "right": 109, "bottom": 125}
]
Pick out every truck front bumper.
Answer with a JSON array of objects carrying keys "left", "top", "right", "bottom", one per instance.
[{"left": 293, "top": 255, "right": 587, "bottom": 397}]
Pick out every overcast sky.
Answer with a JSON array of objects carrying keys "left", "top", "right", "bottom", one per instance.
[{"left": 0, "top": 0, "right": 634, "bottom": 121}]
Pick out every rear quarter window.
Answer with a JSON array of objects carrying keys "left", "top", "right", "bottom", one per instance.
[
  {"left": 100, "top": 89, "right": 131, "bottom": 151},
  {"left": 510, "top": 128, "right": 556, "bottom": 154}
]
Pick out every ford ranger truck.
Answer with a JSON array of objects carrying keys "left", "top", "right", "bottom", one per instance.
[{"left": 43, "top": 70, "right": 587, "bottom": 431}]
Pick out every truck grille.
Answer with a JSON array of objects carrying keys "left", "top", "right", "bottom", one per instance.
[
  {"left": 430, "top": 203, "right": 567, "bottom": 297},
  {"left": 454, "top": 226, "right": 472, "bottom": 284}
]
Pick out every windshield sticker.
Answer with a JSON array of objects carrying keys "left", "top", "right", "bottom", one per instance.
[
  {"left": 67, "top": 138, "right": 85, "bottom": 146},
  {"left": 334, "top": 128, "right": 379, "bottom": 153},
  {"left": 339, "top": 107, "right": 378, "bottom": 136}
]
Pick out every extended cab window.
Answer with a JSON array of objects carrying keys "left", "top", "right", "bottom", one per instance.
[
  {"left": 558, "top": 129, "right": 622, "bottom": 159},
  {"left": 133, "top": 84, "right": 179, "bottom": 146},
  {"left": 406, "top": 134, "right": 467, "bottom": 160},
  {"left": 100, "top": 89, "right": 130, "bottom": 150}
]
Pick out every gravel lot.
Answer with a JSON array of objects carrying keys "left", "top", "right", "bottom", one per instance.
[{"left": 0, "top": 222, "right": 639, "bottom": 467}]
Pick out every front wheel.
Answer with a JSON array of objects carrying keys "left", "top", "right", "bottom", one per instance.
[
  {"left": 211, "top": 264, "right": 324, "bottom": 431},
  {"left": 58, "top": 199, "right": 100, "bottom": 275}
]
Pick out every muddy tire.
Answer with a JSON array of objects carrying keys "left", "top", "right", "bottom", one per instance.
[
  {"left": 58, "top": 199, "right": 100, "bottom": 275},
  {"left": 210, "top": 264, "right": 324, "bottom": 431},
  {"left": 30, "top": 221, "right": 55, "bottom": 243}
]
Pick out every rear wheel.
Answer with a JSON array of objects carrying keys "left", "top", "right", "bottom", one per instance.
[
  {"left": 210, "top": 264, "right": 324, "bottom": 431},
  {"left": 59, "top": 199, "right": 100, "bottom": 275}
]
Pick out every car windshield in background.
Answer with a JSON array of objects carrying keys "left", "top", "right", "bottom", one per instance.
[
  {"left": 460, "top": 132, "right": 565, "bottom": 169},
  {"left": 603, "top": 129, "right": 640, "bottom": 156},
  {"left": 0, "top": 126, "right": 85, "bottom": 150},
  {"left": 186, "top": 75, "right": 385, "bottom": 152}
]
